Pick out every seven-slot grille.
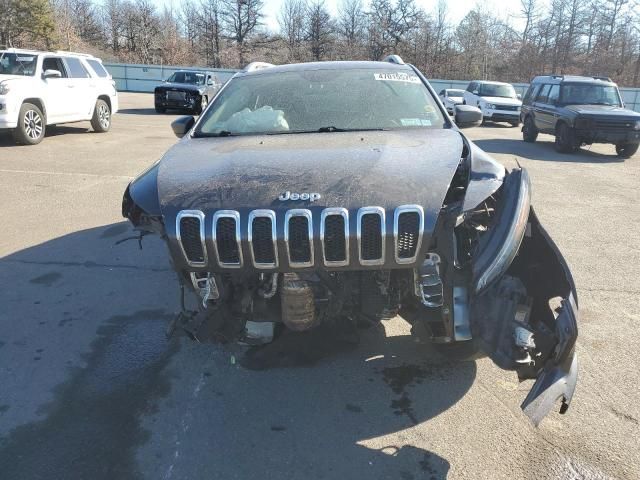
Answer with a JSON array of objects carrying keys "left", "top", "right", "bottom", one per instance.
[
  {"left": 593, "top": 118, "right": 636, "bottom": 130},
  {"left": 176, "top": 205, "right": 425, "bottom": 269}
]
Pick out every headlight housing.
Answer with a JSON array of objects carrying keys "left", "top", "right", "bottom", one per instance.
[
  {"left": 484, "top": 103, "right": 495, "bottom": 109},
  {"left": 0, "top": 83, "right": 9, "bottom": 95},
  {"left": 472, "top": 169, "right": 531, "bottom": 293}
]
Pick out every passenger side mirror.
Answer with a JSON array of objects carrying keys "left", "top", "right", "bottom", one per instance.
[
  {"left": 43, "top": 69, "right": 62, "bottom": 79},
  {"left": 171, "top": 116, "right": 195, "bottom": 138},
  {"left": 207, "top": 79, "right": 214, "bottom": 86},
  {"left": 454, "top": 105, "right": 483, "bottom": 128},
  {"left": 517, "top": 93, "right": 522, "bottom": 100},
  {"left": 472, "top": 90, "right": 478, "bottom": 95}
]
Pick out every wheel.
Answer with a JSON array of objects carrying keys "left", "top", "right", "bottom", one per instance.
[
  {"left": 195, "top": 95, "right": 208, "bottom": 115},
  {"left": 615, "top": 143, "right": 639, "bottom": 158},
  {"left": 522, "top": 116, "right": 538, "bottom": 142},
  {"left": 432, "top": 340, "right": 485, "bottom": 362},
  {"left": 155, "top": 105, "right": 166, "bottom": 113},
  {"left": 12, "top": 102, "right": 46, "bottom": 145},
  {"left": 510, "top": 120, "right": 520, "bottom": 127},
  {"left": 554, "top": 123, "right": 577, "bottom": 153},
  {"left": 91, "top": 99, "right": 111, "bottom": 133}
]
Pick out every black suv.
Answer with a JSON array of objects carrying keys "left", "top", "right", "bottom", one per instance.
[
  {"left": 520, "top": 75, "right": 640, "bottom": 158},
  {"left": 123, "top": 58, "right": 579, "bottom": 425},
  {"left": 154, "top": 70, "right": 221, "bottom": 114}
]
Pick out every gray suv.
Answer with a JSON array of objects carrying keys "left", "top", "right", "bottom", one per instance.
[{"left": 520, "top": 75, "right": 640, "bottom": 158}]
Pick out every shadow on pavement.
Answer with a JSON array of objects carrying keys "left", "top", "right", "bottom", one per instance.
[
  {"left": 474, "top": 138, "right": 624, "bottom": 163},
  {"left": 117, "top": 107, "right": 161, "bottom": 116},
  {"left": 0, "top": 222, "right": 475, "bottom": 479},
  {"left": 0, "top": 125, "right": 92, "bottom": 146}
]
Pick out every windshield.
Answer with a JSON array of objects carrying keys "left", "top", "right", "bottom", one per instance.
[
  {"left": 0, "top": 52, "right": 38, "bottom": 76},
  {"left": 478, "top": 83, "right": 516, "bottom": 98},
  {"left": 196, "top": 68, "right": 447, "bottom": 136},
  {"left": 447, "top": 89, "right": 465, "bottom": 97},
  {"left": 167, "top": 71, "right": 205, "bottom": 85},
  {"left": 560, "top": 84, "right": 621, "bottom": 106}
]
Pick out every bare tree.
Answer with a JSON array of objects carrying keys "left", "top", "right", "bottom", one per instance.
[
  {"left": 305, "top": 0, "right": 334, "bottom": 60},
  {"left": 337, "top": 0, "right": 365, "bottom": 54},
  {"left": 222, "top": 0, "right": 264, "bottom": 67},
  {"left": 278, "top": 0, "right": 306, "bottom": 61}
]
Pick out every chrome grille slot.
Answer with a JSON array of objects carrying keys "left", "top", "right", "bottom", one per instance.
[
  {"left": 285, "top": 209, "right": 313, "bottom": 267},
  {"left": 213, "top": 210, "right": 242, "bottom": 267},
  {"left": 394, "top": 205, "right": 424, "bottom": 264},
  {"left": 176, "top": 210, "right": 207, "bottom": 267},
  {"left": 321, "top": 208, "right": 349, "bottom": 266},
  {"left": 358, "top": 207, "right": 385, "bottom": 265},
  {"left": 249, "top": 210, "right": 278, "bottom": 268}
]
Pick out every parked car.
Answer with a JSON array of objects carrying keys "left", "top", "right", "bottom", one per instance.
[
  {"left": 123, "top": 57, "right": 578, "bottom": 426},
  {"left": 463, "top": 80, "right": 522, "bottom": 127},
  {"left": 438, "top": 88, "right": 465, "bottom": 115},
  {"left": 0, "top": 48, "right": 118, "bottom": 145},
  {"left": 521, "top": 75, "right": 640, "bottom": 157},
  {"left": 154, "top": 70, "right": 220, "bottom": 114}
]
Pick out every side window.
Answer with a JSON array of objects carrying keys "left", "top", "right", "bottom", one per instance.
[
  {"left": 42, "top": 57, "right": 68, "bottom": 78},
  {"left": 439, "top": 89, "right": 445, "bottom": 96},
  {"left": 467, "top": 82, "right": 476, "bottom": 93},
  {"left": 64, "top": 57, "right": 90, "bottom": 78},
  {"left": 536, "top": 84, "right": 551, "bottom": 103},
  {"left": 86, "top": 59, "right": 109, "bottom": 78},
  {"left": 523, "top": 84, "right": 540, "bottom": 104},
  {"left": 548, "top": 84, "right": 560, "bottom": 104}
]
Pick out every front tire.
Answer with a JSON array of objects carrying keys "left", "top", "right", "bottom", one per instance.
[
  {"left": 195, "top": 95, "right": 208, "bottom": 115},
  {"left": 615, "top": 143, "right": 639, "bottom": 158},
  {"left": 522, "top": 116, "right": 538, "bottom": 143},
  {"left": 13, "top": 102, "right": 45, "bottom": 145},
  {"left": 91, "top": 99, "right": 111, "bottom": 133},
  {"left": 554, "top": 123, "right": 577, "bottom": 153}
]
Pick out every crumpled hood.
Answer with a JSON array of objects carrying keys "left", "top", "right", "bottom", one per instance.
[
  {"left": 479, "top": 96, "right": 522, "bottom": 106},
  {"left": 566, "top": 104, "right": 640, "bottom": 118},
  {"left": 157, "top": 129, "right": 464, "bottom": 231},
  {"left": 155, "top": 82, "right": 202, "bottom": 93}
]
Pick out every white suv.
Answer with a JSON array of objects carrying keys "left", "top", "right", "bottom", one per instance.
[
  {"left": 463, "top": 80, "right": 522, "bottom": 127},
  {"left": 0, "top": 49, "right": 119, "bottom": 145}
]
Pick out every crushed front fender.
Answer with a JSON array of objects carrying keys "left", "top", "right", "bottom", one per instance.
[{"left": 469, "top": 171, "right": 579, "bottom": 425}]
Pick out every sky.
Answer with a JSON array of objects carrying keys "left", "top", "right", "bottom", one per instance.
[{"left": 153, "top": 0, "right": 527, "bottom": 33}]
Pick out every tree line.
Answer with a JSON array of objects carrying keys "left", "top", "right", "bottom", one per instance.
[{"left": 2, "top": 0, "right": 640, "bottom": 87}]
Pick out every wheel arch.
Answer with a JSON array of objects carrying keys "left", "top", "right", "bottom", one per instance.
[
  {"left": 97, "top": 94, "right": 111, "bottom": 111},
  {"left": 22, "top": 98, "right": 47, "bottom": 122}
]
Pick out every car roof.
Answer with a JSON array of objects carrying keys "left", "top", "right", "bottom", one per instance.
[
  {"left": 1, "top": 48, "right": 99, "bottom": 60},
  {"left": 531, "top": 75, "right": 616, "bottom": 86},
  {"left": 470, "top": 80, "right": 512, "bottom": 86},
  {"left": 237, "top": 60, "right": 413, "bottom": 78}
]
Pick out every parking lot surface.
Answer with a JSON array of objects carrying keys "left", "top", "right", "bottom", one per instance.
[{"left": 0, "top": 92, "right": 638, "bottom": 480}]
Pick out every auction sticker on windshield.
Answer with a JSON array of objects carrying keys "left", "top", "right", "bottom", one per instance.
[{"left": 374, "top": 72, "right": 420, "bottom": 83}]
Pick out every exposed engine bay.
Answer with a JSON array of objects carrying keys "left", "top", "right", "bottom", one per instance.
[{"left": 123, "top": 127, "right": 578, "bottom": 426}]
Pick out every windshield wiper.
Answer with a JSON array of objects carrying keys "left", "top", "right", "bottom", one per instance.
[{"left": 316, "top": 126, "right": 386, "bottom": 132}]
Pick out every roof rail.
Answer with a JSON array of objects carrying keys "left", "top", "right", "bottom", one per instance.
[
  {"left": 243, "top": 62, "right": 274, "bottom": 73},
  {"left": 55, "top": 50, "right": 93, "bottom": 57},
  {"left": 592, "top": 75, "right": 612, "bottom": 82},
  {"left": 382, "top": 54, "right": 405, "bottom": 65}
]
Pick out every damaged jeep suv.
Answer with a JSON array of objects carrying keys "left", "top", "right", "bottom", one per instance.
[{"left": 123, "top": 58, "right": 578, "bottom": 425}]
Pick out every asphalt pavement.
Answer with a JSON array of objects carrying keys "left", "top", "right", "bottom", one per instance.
[{"left": 0, "top": 93, "right": 638, "bottom": 480}]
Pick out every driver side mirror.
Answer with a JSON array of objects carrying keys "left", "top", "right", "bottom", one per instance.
[
  {"left": 517, "top": 93, "right": 522, "bottom": 100},
  {"left": 43, "top": 69, "right": 62, "bottom": 79},
  {"left": 472, "top": 90, "right": 478, "bottom": 95},
  {"left": 171, "top": 116, "right": 195, "bottom": 138},
  {"left": 207, "top": 79, "right": 214, "bottom": 86},
  {"left": 454, "top": 105, "right": 483, "bottom": 128}
]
